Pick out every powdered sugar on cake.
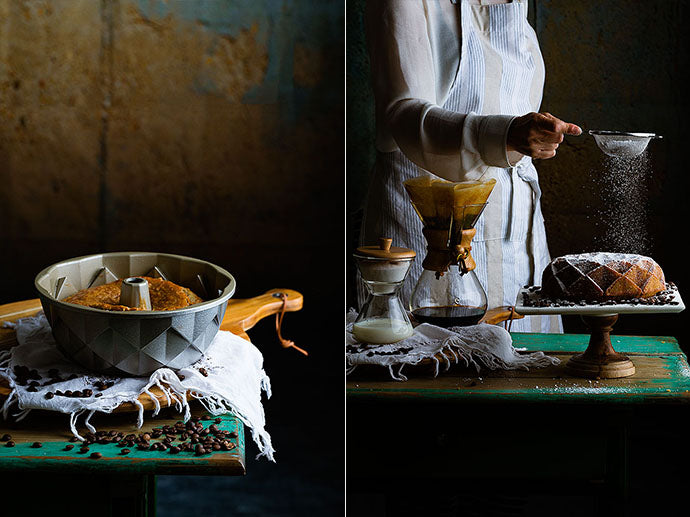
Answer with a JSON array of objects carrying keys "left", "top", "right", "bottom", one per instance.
[{"left": 541, "top": 253, "right": 665, "bottom": 301}]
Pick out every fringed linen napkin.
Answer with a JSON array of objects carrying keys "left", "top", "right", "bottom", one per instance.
[
  {"left": 346, "top": 309, "right": 559, "bottom": 381},
  {"left": 0, "top": 314, "right": 275, "bottom": 461}
]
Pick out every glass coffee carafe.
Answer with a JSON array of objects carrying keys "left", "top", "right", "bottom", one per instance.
[{"left": 404, "top": 175, "right": 496, "bottom": 328}]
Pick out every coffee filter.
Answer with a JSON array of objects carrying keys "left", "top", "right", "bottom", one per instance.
[{"left": 404, "top": 175, "right": 496, "bottom": 229}]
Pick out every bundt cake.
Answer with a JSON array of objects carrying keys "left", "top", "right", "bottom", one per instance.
[{"left": 541, "top": 253, "right": 665, "bottom": 301}]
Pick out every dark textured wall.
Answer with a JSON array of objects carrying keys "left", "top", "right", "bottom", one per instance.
[
  {"left": 1, "top": 0, "right": 343, "bottom": 305},
  {"left": 347, "top": 0, "right": 690, "bottom": 346},
  {"left": 0, "top": 1, "right": 344, "bottom": 512}
]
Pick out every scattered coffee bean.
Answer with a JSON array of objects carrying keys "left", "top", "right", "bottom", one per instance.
[
  {"left": 64, "top": 444, "right": 74, "bottom": 451},
  {"left": 1, "top": 434, "right": 11, "bottom": 442},
  {"left": 228, "top": 431, "right": 238, "bottom": 438},
  {"left": 198, "top": 368, "right": 209, "bottom": 377},
  {"left": 31, "top": 442, "right": 42, "bottom": 448},
  {"left": 5, "top": 441, "right": 15, "bottom": 447},
  {"left": 69, "top": 436, "right": 80, "bottom": 443},
  {"left": 45, "top": 392, "right": 54, "bottom": 400},
  {"left": 90, "top": 452, "right": 102, "bottom": 459},
  {"left": 95, "top": 393, "right": 103, "bottom": 398},
  {"left": 121, "top": 449, "right": 131, "bottom": 455},
  {"left": 79, "top": 446, "right": 89, "bottom": 453}
]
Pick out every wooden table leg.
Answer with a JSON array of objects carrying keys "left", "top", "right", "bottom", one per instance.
[
  {"left": 2, "top": 472, "right": 155, "bottom": 516},
  {"left": 604, "top": 414, "right": 630, "bottom": 517}
]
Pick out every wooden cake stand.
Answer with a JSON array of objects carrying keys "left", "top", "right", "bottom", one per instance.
[
  {"left": 0, "top": 289, "right": 303, "bottom": 412},
  {"left": 515, "top": 286, "right": 685, "bottom": 379}
]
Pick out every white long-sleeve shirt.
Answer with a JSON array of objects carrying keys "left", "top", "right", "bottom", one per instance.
[{"left": 365, "top": 0, "right": 536, "bottom": 181}]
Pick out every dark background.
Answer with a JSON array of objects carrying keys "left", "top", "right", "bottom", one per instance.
[
  {"left": 347, "top": 0, "right": 690, "bottom": 515},
  {"left": 0, "top": 0, "right": 343, "bottom": 515},
  {"left": 347, "top": 0, "right": 689, "bottom": 345}
]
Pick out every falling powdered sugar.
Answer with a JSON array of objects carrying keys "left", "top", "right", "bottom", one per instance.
[{"left": 592, "top": 151, "right": 652, "bottom": 254}]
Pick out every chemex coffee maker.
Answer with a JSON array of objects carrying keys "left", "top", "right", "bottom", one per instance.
[{"left": 404, "top": 175, "right": 496, "bottom": 328}]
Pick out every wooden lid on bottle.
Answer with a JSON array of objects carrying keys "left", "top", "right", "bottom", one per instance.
[{"left": 355, "top": 237, "right": 416, "bottom": 259}]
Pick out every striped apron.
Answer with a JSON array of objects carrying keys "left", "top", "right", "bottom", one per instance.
[{"left": 360, "top": 0, "right": 562, "bottom": 333}]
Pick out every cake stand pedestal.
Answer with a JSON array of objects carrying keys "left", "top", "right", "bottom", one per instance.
[
  {"left": 566, "top": 314, "right": 635, "bottom": 378},
  {"left": 515, "top": 286, "right": 685, "bottom": 379}
]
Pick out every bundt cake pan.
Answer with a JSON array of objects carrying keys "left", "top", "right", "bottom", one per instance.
[{"left": 34, "top": 252, "right": 236, "bottom": 376}]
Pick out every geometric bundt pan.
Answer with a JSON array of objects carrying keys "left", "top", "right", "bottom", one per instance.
[{"left": 35, "top": 252, "right": 235, "bottom": 376}]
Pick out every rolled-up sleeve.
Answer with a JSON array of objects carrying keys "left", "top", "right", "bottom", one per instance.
[{"left": 366, "top": 0, "right": 520, "bottom": 182}]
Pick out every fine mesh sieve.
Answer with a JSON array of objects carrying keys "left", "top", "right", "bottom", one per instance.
[{"left": 589, "top": 130, "right": 662, "bottom": 158}]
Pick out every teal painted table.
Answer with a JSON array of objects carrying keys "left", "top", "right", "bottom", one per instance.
[
  {"left": 348, "top": 333, "right": 690, "bottom": 402},
  {"left": 0, "top": 299, "right": 249, "bottom": 516},
  {"left": 0, "top": 408, "right": 245, "bottom": 515},
  {"left": 347, "top": 332, "right": 690, "bottom": 516}
]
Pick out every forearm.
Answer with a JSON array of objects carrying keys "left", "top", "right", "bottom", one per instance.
[{"left": 387, "top": 99, "right": 521, "bottom": 182}]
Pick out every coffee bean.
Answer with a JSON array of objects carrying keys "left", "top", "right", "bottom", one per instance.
[
  {"left": 121, "top": 449, "right": 131, "bottom": 455},
  {"left": 5, "top": 441, "right": 15, "bottom": 447},
  {"left": 26, "top": 386, "right": 38, "bottom": 392},
  {"left": 1, "top": 434, "right": 11, "bottom": 441},
  {"left": 199, "top": 368, "right": 208, "bottom": 377},
  {"left": 90, "top": 452, "right": 102, "bottom": 459},
  {"left": 79, "top": 446, "right": 89, "bottom": 453},
  {"left": 95, "top": 393, "right": 103, "bottom": 398},
  {"left": 64, "top": 444, "right": 74, "bottom": 451},
  {"left": 31, "top": 442, "right": 42, "bottom": 448},
  {"left": 228, "top": 431, "right": 238, "bottom": 438},
  {"left": 45, "top": 392, "right": 54, "bottom": 400},
  {"left": 214, "top": 418, "right": 222, "bottom": 424}
]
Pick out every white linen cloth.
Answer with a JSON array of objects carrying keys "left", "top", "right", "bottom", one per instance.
[
  {"left": 360, "top": 0, "right": 562, "bottom": 333},
  {"left": 0, "top": 314, "right": 275, "bottom": 461},
  {"left": 346, "top": 310, "right": 559, "bottom": 381}
]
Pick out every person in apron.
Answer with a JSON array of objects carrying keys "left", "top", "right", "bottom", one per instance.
[{"left": 360, "top": 0, "right": 582, "bottom": 333}]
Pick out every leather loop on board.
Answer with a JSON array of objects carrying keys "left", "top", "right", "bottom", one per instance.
[{"left": 275, "top": 293, "right": 308, "bottom": 356}]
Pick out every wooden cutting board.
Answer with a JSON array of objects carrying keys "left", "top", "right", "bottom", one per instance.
[{"left": 0, "top": 288, "right": 303, "bottom": 413}]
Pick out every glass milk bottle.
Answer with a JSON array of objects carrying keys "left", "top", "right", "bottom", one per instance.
[{"left": 353, "top": 238, "right": 416, "bottom": 344}]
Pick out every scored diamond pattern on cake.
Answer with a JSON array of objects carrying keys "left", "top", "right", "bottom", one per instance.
[{"left": 542, "top": 253, "right": 665, "bottom": 301}]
